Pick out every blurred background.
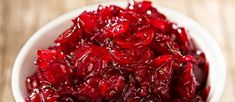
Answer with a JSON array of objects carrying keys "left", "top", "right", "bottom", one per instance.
[{"left": 0, "top": 0, "right": 235, "bottom": 101}]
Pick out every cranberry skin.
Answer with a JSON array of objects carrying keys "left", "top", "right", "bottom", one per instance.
[
  {"left": 97, "top": 5, "right": 112, "bottom": 23},
  {"left": 150, "top": 18, "right": 170, "bottom": 33},
  {"left": 191, "top": 95, "right": 204, "bottom": 102},
  {"left": 54, "top": 21, "right": 83, "bottom": 54},
  {"left": 193, "top": 65, "right": 207, "bottom": 90},
  {"left": 133, "top": 67, "right": 149, "bottom": 83},
  {"left": 99, "top": 73, "right": 125, "bottom": 99},
  {"left": 102, "top": 20, "right": 129, "bottom": 37},
  {"left": 43, "top": 61, "right": 72, "bottom": 84},
  {"left": 152, "top": 34, "right": 181, "bottom": 56},
  {"left": 76, "top": 76, "right": 101, "bottom": 98},
  {"left": 175, "top": 62, "right": 196, "bottom": 100},
  {"left": 128, "top": 1, "right": 152, "bottom": 14},
  {"left": 151, "top": 55, "right": 174, "bottom": 100},
  {"left": 37, "top": 49, "right": 64, "bottom": 60},
  {"left": 41, "top": 88, "right": 59, "bottom": 102},
  {"left": 199, "top": 86, "right": 210, "bottom": 101},
  {"left": 114, "top": 28, "right": 154, "bottom": 48},
  {"left": 122, "top": 83, "right": 138, "bottom": 102},
  {"left": 71, "top": 45, "right": 111, "bottom": 78},
  {"left": 170, "top": 27, "right": 196, "bottom": 54},
  {"left": 26, "top": 86, "right": 60, "bottom": 102},
  {"left": 25, "top": 91, "right": 42, "bottom": 102},
  {"left": 26, "top": 74, "right": 40, "bottom": 92},
  {"left": 135, "top": 47, "right": 154, "bottom": 64},
  {"left": 36, "top": 49, "right": 65, "bottom": 69},
  {"left": 152, "top": 54, "right": 173, "bottom": 67},
  {"left": 59, "top": 95, "right": 77, "bottom": 102},
  {"left": 56, "top": 81, "right": 75, "bottom": 95},
  {"left": 79, "top": 11, "right": 99, "bottom": 34},
  {"left": 55, "top": 23, "right": 82, "bottom": 45}
]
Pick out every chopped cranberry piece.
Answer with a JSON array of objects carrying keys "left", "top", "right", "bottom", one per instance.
[
  {"left": 151, "top": 56, "right": 174, "bottom": 101},
  {"left": 26, "top": 74, "right": 40, "bottom": 92},
  {"left": 99, "top": 73, "right": 125, "bottom": 99},
  {"left": 150, "top": 19, "right": 170, "bottom": 32},
  {"left": 36, "top": 49, "right": 65, "bottom": 69},
  {"left": 43, "top": 61, "right": 72, "bottom": 84},
  {"left": 25, "top": 1, "right": 209, "bottom": 102},
  {"left": 102, "top": 20, "right": 129, "bottom": 37},
  {"left": 55, "top": 23, "right": 83, "bottom": 46},
  {"left": 25, "top": 91, "right": 42, "bottom": 102},
  {"left": 71, "top": 45, "right": 111, "bottom": 78},
  {"left": 54, "top": 20, "right": 83, "bottom": 53},
  {"left": 174, "top": 62, "right": 196, "bottom": 100},
  {"left": 114, "top": 28, "right": 154, "bottom": 48},
  {"left": 76, "top": 76, "right": 101, "bottom": 98},
  {"left": 122, "top": 83, "right": 138, "bottom": 101},
  {"left": 79, "top": 11, "right": 99, "bottom": 34}
]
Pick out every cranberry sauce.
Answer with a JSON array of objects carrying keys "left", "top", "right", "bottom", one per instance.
[{"left": 25, "top": 1, "right": 209, "bottom": 102}]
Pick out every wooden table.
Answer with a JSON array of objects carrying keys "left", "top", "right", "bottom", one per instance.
[{"left": 0, "top": 0, "right": 234, "bottom": 101}]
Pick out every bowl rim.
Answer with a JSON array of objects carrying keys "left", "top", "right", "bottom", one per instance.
[{"left": 11, "top": 1, "right": 226, "bottom": 102}]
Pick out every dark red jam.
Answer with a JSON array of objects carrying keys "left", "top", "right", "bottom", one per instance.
[{"left": 25, "top": 1, "right": 209, "bottom": 102}]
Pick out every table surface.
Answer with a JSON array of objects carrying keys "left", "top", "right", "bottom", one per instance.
[{"left": 0, "top": 0, "right": 235, "bottom": 101}]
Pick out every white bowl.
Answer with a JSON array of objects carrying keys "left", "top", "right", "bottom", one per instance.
[{"left": 12, "top": 1, "right": 226, "bottom": 102}]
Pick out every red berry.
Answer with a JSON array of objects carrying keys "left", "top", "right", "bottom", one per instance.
[
  {"left": 102, "top": 21, "right": 129, "bottom": 37},
  {"left": 114, "top": 28, "right": 154, "bottom": 48},
  {"left": 99, "top": 73, "right": 125, "bottom": 99},
  {"left": 76, "top": 76, "right": 101, "bottom": 98},
  {"left": 26, "top": 74, "right": 40, "bottom": 92},
  {"left": 175, "top": 62, "right": 196, "bottom": 100},
  {"left": 79, "top": 11, "right": 99, "bottom": 34},
  {"left": 43, "top": 61, "right": 72, "bottom": 84},
  {"left": 151, "top": 58, "right": 174, "bottom": 100}
]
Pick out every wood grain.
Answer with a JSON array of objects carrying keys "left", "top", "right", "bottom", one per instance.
[
  {"left": 0, "top": 0, "right": 234, "bottom": 101},
  {"left": 222, "top": 0, "right": 235, "bottom": 101},
  {"left": 0, "top": 0, "right": 5, "bottom": 101}
]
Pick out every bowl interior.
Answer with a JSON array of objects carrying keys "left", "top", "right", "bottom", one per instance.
[{"left": 12, "top": 1, "right": 226, "bottom": 102}]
